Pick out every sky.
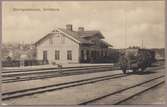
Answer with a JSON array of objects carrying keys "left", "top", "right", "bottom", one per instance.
[{"left": 2, "top": 1, "right": 165, "bottom": 49}]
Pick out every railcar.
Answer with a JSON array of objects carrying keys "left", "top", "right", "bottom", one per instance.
[{"left": 119, "top": 48, "right": 156, "bottom": 74}]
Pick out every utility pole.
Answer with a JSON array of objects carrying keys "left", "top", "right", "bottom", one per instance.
[
  {"left": 141, "top": 40, "right": 144, "bottom": 49},
  {"left": 124, "top": 8, "right": 127, "bottom": 49}
]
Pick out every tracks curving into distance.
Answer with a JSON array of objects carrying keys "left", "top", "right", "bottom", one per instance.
[
  {"left": 78, "top": 75, "right": 165, "bottom": 105},
  {"left": 2, "top": 72, "right": 130, "bottom": 100}
]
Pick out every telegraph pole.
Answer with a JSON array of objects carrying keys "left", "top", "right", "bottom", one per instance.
[
  {"left": 124, "top": 8, "right": 127, "bottom": 49},
  {"left": 141, "top": 40, "right": 144, "bottom": 49}
]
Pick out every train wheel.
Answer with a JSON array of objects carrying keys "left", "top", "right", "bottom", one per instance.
[
  {"left": 141, "top": 67, "right": 146, "bottom": 72},
  {"left": 132, "top": 69, "right": 137, "bottom": 73}
]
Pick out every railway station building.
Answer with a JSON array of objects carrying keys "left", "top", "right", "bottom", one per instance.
[{"left": 34, "top": 24, "right": 113, "bottom": 64}]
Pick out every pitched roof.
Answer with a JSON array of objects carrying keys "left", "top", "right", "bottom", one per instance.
[
  {"left": 58, "top": 28, "right": 93, "bottom": 44},
  {"left": 100, "top": 39, "right": 113, "bottom": 47},
  {"left": 34, "top": 27, "right": 110, "bottom": 47},
  {"left": 34, "top": 32, "right": 55, "bottom": 46},
  {"left": 78, "top": 30, "right": 104, "bottom": 38}
]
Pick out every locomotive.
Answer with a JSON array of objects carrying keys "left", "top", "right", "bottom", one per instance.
[{"left": 119, "top": 48, "right": 156, "bottom": 74}]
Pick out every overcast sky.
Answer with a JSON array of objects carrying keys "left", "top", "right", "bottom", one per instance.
[{"left": 2, "top": 1, "right": 165, "bottom": 49}]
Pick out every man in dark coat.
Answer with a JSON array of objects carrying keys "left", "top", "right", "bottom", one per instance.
[{"left": 119, "top": 52, "right": 128, "bottom": 74}]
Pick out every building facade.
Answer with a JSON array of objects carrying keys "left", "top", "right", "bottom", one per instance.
[{"left": 35, "top": 24, "right": 112, "bottom": 64}]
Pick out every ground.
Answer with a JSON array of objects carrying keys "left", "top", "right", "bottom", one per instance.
[
  {"left": 120, "top": 83, "right": 166, "bottom": 105},
  {"left": 2, "top": 63, "right": 166, "bottom": 105}
]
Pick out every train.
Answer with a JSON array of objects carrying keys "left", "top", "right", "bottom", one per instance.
[{"left": 119, "top": 48, "right": 156, "bottom": 74}]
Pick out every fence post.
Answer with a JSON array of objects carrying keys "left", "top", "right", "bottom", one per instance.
[{"left": 57, "top": 64, "right": 63, "bottom": 73}]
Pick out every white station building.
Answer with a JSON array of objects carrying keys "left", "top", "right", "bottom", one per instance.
[{"left": 34, "top": 24, "right": 112, "bottom": 64}]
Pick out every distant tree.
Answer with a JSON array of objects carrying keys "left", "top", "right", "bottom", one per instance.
[
  {"left": 128, "top": 46, "right": 140, "bottom": 49},
  {"left": 1, "top": 43, "right": 36, "bottom": 61}
]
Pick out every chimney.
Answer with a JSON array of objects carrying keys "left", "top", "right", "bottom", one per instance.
[
  {"left": 78, "top": 27, "right": 84, "bottom": 32},
  {"left": 66, "top": 24, "right": 73, "bottom": 31}
]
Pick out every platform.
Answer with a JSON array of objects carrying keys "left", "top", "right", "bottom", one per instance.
[{"left": 3, "top": 63, "right": 114, "bottom": 71}]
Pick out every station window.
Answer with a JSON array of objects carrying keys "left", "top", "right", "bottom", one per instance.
[
  {"left": 67, "top": 50, "right": 72, "bottom": 60},
  {"left": 43, "top": 51, "right": 47, "bottom": 60},
  {"left": 55, "top": 50, "right": 60, "bottom": 60}
]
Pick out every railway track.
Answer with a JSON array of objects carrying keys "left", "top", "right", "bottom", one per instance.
[
  {"left": 3, "top": 65, "right": 164, "bottom": 83},
  {"left": 3, "top": 66, "right": 119, "bottom": 83},
  {"left": 2, "top": 65, "right": 115, "bottom": 77},
  {"left": 79, "top": 75, "right": 165, "bottom": 105},
  {"left": 2, "top": 72, "right": 130, "bottom": 100},
  {"left": 2, "top": 65, "right": 114, "bottom": 74}
]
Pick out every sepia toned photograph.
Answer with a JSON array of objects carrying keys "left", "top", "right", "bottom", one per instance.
[{"left": 1, "top": 0, "right": 165, "bottom": 105}]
